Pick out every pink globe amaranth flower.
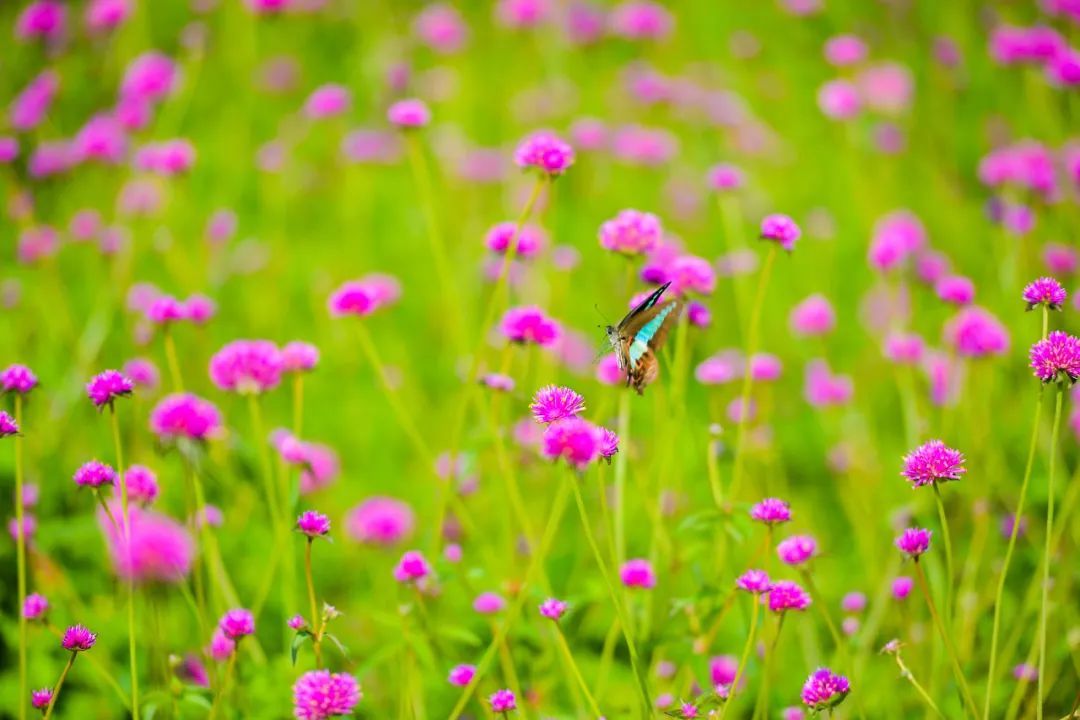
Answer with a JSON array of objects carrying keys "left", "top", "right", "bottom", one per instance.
[
  {"left": 777, "top": 534, "right": 818, "bottom": 566},
  {"left": 288, "top": 615, "right": 308, "bottom": 631},
  {"left": 541, "top": 418, "right": 604, "bottom": 470},
  {"left": 24, "top": 593, "right": 48, "bottom": 620},
  {"left": 824, "top": 34, "right": 868, "bottom": 66},
  {"left": 943, "top": 306, "right": 1010, "bottom": 358},
  {"left": 346, "top": 497, "right": 415, "bottom": 546},
  {"left": 208, "top": 629, "right": 235, "bottom": 661},
  {"left": 901, "top": 440, "right": 965, "bottom": 488},
  {"left": 805, "top": 360, "right": 854, "bottom": 408},
  {"left": 895, "top": 527, "right": 932, "bottom": 558},
  {"left": 0, "top": 411, "right": 18, "bottom": 437},
  {"left": 842, "top": 617, "right": 861, "bottom": 636},
  {"left": 62, "top": 624, "right": 97, "bottom": 652},
  {"left": 86, "top": 369, "right": 134, "bottom": 409},
  {"left": 841, "top": 591, "right": 867, "bottom": 613},
  {"left": 599, "top": 209, "right": 663, "bottom": 256},
  {"left": 620, "top": 558, "right": 656, "bottom": 589},
  {"left": 292, "top": 670, "right": 362, "bottom": 720},
  {"left": 74, "top": 460, "right": 116, "bottom": 489},
  {"left": 1047, "top": 47, "right": 1080, "bottom": 86},
  {"left": 118, "top": 178, "right": 165, "bottom": 218},
  {"left": 530, "top": 385, "right": 585, "bottom": 424},
  {"left": 1030, "top": 331, "right": 1080, "bottom": 384},
  {"left": 17, "top": 226, "right": 59, "bottom": 265},
  {"left": 514, "top": 131, "right": 574, "bottom": 176},
  {"left": 539, "top": 597, "right": 568, "bottom": 620},
  {"left": 500, "top": 306, "right": 562, "bottom": 347},
  {"left": 801, "top": 667, "right": 850, "bottom": 711},
  {"left": 709, "top": 655, "right": 739, "bottom": 687},
  {"left": 135, "top": 139, "right": 197, "bottom": 175},
  {"left": 0, "top": 137, "right": 19, "bottom": 163},
  {"left": 31, "top": 687, "right": 53, "bottom": 709},
  {"left": 206, "top": 208, "right": 238, "bottom": 245},
  {"left": 86, "top": 0, "right": 130, "bottom": 31},
  {"left": 149, "top": 393, "right": 223, "bottom": 442},
  {"left": 69, "top": 209, "right": 102, "bottom": 241},
  {"left": 101, "top": 501, "right": 193, "bottom": 583},
  {"left": 182, "top": 294, "right": 216, "bottom": 324},
  {"left": 485, "top": 222, "right": 546, "bottom": 258},
  {"left": 598, "top": 426, "right": 619, "bottom": 463},
  {"left": 489, "top": 688, "right": 517, "bottom": 713},
  {"left": 9, "top": 515, "right": 37, "bottom": 542},
  {"left": 760, "top": 214, "right": 801, "bottom": 251},
  {"left": 597, "top": 353, "right": 627, "bottom": 386},
  {"left": 282, "top": 341, "right": 320, "bottom": 373},
  {"left": 669, "top": 255, "right": 716, "bottom": 296},
  {"left": 473, "top": 592, "right": 506, "bottom": 614},
  {"left": 707, "top": 163, "right": 743, "bottom": 192},
  {"left": 567, "top": 117, "right": 607, "bottom": 152},
  {"left": 209, "top": 339, "right": 283, "bottom": 394},
  {"left": 219, "top": 608, "right": 255, "bottom": 640},
  {"left": 480, "top": 373, "right": 515, "bottom": 392},
  {"left": 782, "top": 708, "right": 806, "bottom": 720},
  {"left": 892, "top": 576, "right": 913, "bottom": 599},
  {"left": 28, "top": 141, "right": 74, "bottom": 179},
  {"left": 767, "top": 580, "right": 811, "bottom": 613},
  {"left": 857, "top": 62, "right": 913, "bottom": 114},
  {"left": 883, "top": 332, "right": 925, "bottom": 365},
  {"left": 611, "top": 124, "right": 678, "bottom": 166},
  {"left": 687, "top": 301, "right": 711, "bottom": 328},
  {"left": 10, "top": 71, "right": 60, "bottom": 132},
  {"left": 297, "top": 511, "right": 331, "bottom": 538},
  {"left": 817, "top": 80, "right": 862, "bottom": 120},
  {"left": 1044, "top": 243, "right": 1077, "bottom": 277},
  {"left": 609, "top": 1, "right": 673, "bottom": 40},
  {"left": 387, "top": 98, "right": 430, "bottom": 128},
  {"left": 448, "top": 663, "right": 476, "bottom": 687},
  {"left": 176, "top": 653, "right": 209, "bottom": 688},
  {"left": 496, "top": 0, "right": 550, "bottom": 28},
  {"left": 121, "top": 52, "right": 178, "bottom": 103},
  {"left": 790, "top": 294, "right": 835, "bottom": 337},
  {"left": 695, "top": 351, "right": 743, "bottom": 385},
  {"left": 565, "top": 2, "right": 606, "bottom": 45},
  {"left": 327, "top": 274, "right": 402, "bottom": 317},
  {"left": 1023, "top": 276, "right": 1067, "bottom": 310},
  {"left": 394, "top": 550, "right": 432, "bottom": 583},
  {"left": 935, "top": 275, "right": 975, "bottom": 306},
  {"left": 1013, "top": 663, "right": 1038, "bottom": 682},
  {"left": 146, "top": 295, "right": 185, "bottom": 326},
  {"left": 304, "top": 84, "right": 350, "bottom": 120},
  {"left": 16, "top": 0, "right": 66, "bottom": 40},
  {"left": 123, "top": 465, "right": 159, "bottom": 505},
  {"left": 414, "top": 3, "right": 468, "bottom": 53},
  {"left": 736, "top": 569, "right": 771, "bottom": 594}
]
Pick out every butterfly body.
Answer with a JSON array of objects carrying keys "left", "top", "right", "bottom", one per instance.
[{"left": 605, "top": 281, "right": 684, "bottom": 394}]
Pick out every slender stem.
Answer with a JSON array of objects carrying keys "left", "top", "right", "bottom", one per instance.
[
  {"left": 931, "top": 483, "right": 954, "bottom": 625},
  {"left": 111, "top": 408, "right": 139, "bottom": 720},
  {"left": 292, "top": 373, "right": 304, "bottom": 437},
  {"left": 1036, "top": 386, "right": 1064, "bottom": 719},
  {"left": 894, "top": 652, "right": 946, "bottom": 719},
  {"left": 163, "top": 329, "right": 183, "bottom": 391},
  {"left": 913, "top": 560, "right": 979, "bottom": 718},
  {"left": 553, "top": 626, "right": 603, "bottom": 718},
  {"left": 718, "top": 596, "right": 759, "bottom": 720},
  {"left": 984, "top": 386, "right": 1044, "bottom": 718},
  {"left": 729, "top": 245, "right": 778, "bottom": 502},
  {"left": 801, "top": 569, "right": 845, "bottom": 656},
  {"left": 571, "top": 480, "right": 653, "bottom": 716},
  {"left": 42, "top": 652, "right": 78, "bottom": 720},
  {"left": 304, "top": 540, "right": 323, "bottom": 668},
  {"left": 14, "top": 396, "right": 27, "bottom": 720},
  {"left": 752, "top": 613, "right": 785, "bottom": 720},
  {"left": 209, "top": 650, "right": 238, "bottom": 719},
  {"left": 95, "top": 490, "right": 123, "bottom": 534},
  {"left": 612, "top": 389, "right": 631, "bottom": 565},
  {"left": 246, "top": 394, "right": 280, "bottom": 523}
]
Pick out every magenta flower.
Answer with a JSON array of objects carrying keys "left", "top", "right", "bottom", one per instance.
[
  {"left": 281, "top": 341, "right": 320, "bottom": 373},
  {"left": 707, "top": 163, "right": 743, "bottom": 192},
  {"left": 500, "top": 306, "right": 562, "bottom": 347},
  {"left": 74, "top": 460, "right": 116, "bottom": 489},
  {"left": 484, "top": 222, "right": 546, "bottom": 259},
  {"left": 0, "top": 411, "right": 18, "bottom": 437},
  {"left": 801, "top": 667, "right": 850, "bottom": 711},
  {"left": 209, "top": 340, "right": 283, "bottom": 394},
  {"left": 1029, "top": 331, "right": 1080, "bottom": 384},
  {"left": 31, "top": 687, "right": 52, "bottom": 710},
  {"left": 101, "top": 502, "right": 193, "bottom": 583},
  {"left": 668, "top": 255, "right": 716, "bottom": 296},
  {"left": 760, "top": 214, "right": 801, "bottom": 252},
  {"left": 86, "top": 0, "right": 130, "bottom": 31},
  {"left": 62, "top": 624, "right": 97, "bottom": 652},
  {"left": 288, "top": 615, "right": 308, "bottom": 631},
  {"left": 750, "top": 497, "right": 792, "bottom": 525},
  {"left": 825, "top": 34, "right": 868, "bottom": 66},
  {"left": 541, "top": 418, "right": 604, "bottom": 470},
  {"left": 16, "top": 1, "right": 66, "bottom": 41},
  {"left": 414, "top": 4, "right": 468, "bottom": 54},
  {"left": 393, "top": 550, "right": 432, "bottom": 583},
  {"left": 182, "top": 294, "right": 215, "bottom": 324},
  {"left": 297, "top": 511, "right": 331, "bottom": 538},
  {"left": 901, "top": 440, "right": 965, "bottom": 488},
  {"left": 736, "top": 569, "right": 771, "bottom": 594},
  {"left": 208, "top": 629, "right": 235, "bottom": 661},
  {"left": 883, "top": 332, "right": 925, "bottom": 365},
  {"left": 23, "top": 593, "right": 48, "bottom": 620},
  {"left": 598, "top": 427, "right": 619, "bottom": 463},
  {"left": 514, "top": 131, "right": 575, "bottom": 176},
  {"left": 304, "top": 83, "right": 351, "bottom": 120},
  {"left": 805, "top": 360, "right": 854, "bottom": 407},
  {"left": 1043, "top": 244, "right": 1076, "bottom": 276},
  {"left": 777, "top": 534, "right": 818, "bottom": 566},
  {"left": 346, "top": 497, "right": 415, "bottom": 546},
  {"left": 292, "top": 670, "right": 362, "bottom": 720},
  {"left": 480, "top": 373, "right": 515, "bottom": 392},
  {"left": 1023, "top": 277, "right": 1067, "bottom": 310},
  {"left": 86, "top": 370, "right": 134, "bottom": 410},
  {"left": 936, "top": 275, "right": 975, "bottom": 306},
  {"left": 767, "top": 580, "right": 811, "bottom": 613},
  {"left": 530, "top": 385, "right": 585, "bottom": 424},
  {"left": 387, "top": 98, "right": 430, "bottom": 128},
  {"left": 1, "top": 364, "right": 38, "bottom": 395},
  {"left": 620, "top": 558, "right": 656, "bottom": 589},
  {"left": 790, "top": 294, "right": 835, "bottom": 337},
  {"left": 328, "top": 275, "right": 402, "bottom": 317},
  {"left": 489, "top": 688, "right": 517, "bottom": 713},
  {"left": 150, "top": 393, "right": 223, "bottom": 441},
  {"left": 219, "top": 609, "right": 255, "bottom": 640},
  {"left": 895, "top": 527, "right": 932, "bottom": 558},
  {"left": 609, "top": 1, "right": 673, "bottom": 40},
  {"left": 473, "top": 592, "right": 507, "bottom": 614},
  {"left": 448, "top": 664, "right": 476, "bottom": 687},
  {"left": 1013, "top": 663, "right": 1038, "bottom": 682},
  {"left": 944, "top": 306, "right": 1010, "bottom": 358},
  {"left": 599, "top": 209, "right": 663, "bottom": 255},
  {"left": 892, "top": 576, "right": 913, "bottom": 599},
  {"left": 539, "top": 597, "right": 568, "bottom": 620},
  {"left": 818, "top": 79, "right": 862, "bottom": 120},
  {"left": 841, "top": 592, "right": 867, "bottom": 613},
  {"left": 146, "top": 295, "right": 185, "bottom": 326}
]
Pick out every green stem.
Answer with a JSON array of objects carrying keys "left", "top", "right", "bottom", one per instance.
[
  {"left": 292, "top": 373, "right": 304, "bottom": 436},
  {"left": 14, "top": 396, "right": 27, "bottom": 720},
  {"left": 931, "top": 483, "right": 954, "bottom": 626},
  {"left": 163, "top": 329, "right": 183, "bottom": 391},
  {"left": 913, "top": 561, "right": 979, "bottom": 718},
  {"left": 304, "top": 540, "right": 323, "bottom": 668},
  {"left": 208, "top": 649, "right": 238, "bottom": 719},
  {"left": 612, "top": 389, "right": 631, "bottom": 565},
  {"left": 246, "top": 394, "right": 280, "bottom": 523},
  {"left": 894, "top": 652, "right": 945, "bottom": 719},
  {"left": 752, "top": 613, "right": 785, "bottom": 720},
  {"left": 553, "top": 626, "right": 604, "bottom": 718},
  {"left": 111, "top": 408, "right": 139, "bottom": 720},
  {"left": 718, "top": 595, "right": 759, "bottom": 720},
  {"left": 42, "top": 652, "right": 78, "bottom": 720},
  {"left": 1036, "top": 386, "right": 1064, "bottom": 719}
]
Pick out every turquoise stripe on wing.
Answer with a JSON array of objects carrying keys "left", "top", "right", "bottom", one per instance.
[{"left": 629, "top": 302, "right": 676, "bottom": 365}]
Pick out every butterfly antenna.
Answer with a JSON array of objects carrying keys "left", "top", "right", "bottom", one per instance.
[{"left": 593, "top": 303, "right": 610, "bottom": 325}]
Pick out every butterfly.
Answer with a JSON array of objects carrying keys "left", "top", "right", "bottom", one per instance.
[{"left": 605, "top": 281, "right": 684, "bottom": 395}]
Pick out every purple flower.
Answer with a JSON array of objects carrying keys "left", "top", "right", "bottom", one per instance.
[
  {"left": 292, "top": 670, "right": 362, "bottom": 719},
  {"left": 327, "top": 275, "right": 402, "bottom": 317},
  {"left": 150, "top": 393, "right": 223, "bottom": 441},
  {"left": 944, "top": 306, "right": 1010, "bottom": 358},
  {"left": 1029, "top": 331, "right": 1080, "bottom": 384},
  {"left": 448, "top": 664, "right": 476, "bottom": 687},
  {"left": 121, "top": 52, "right": 178, "bottom": 103},
  {"left": 489, "top": 688, "right": 517, "bottom": 713},
  {"left": 346, "top": 497, "right": 414, "bottom": 546},
  {"left": 892, "top": 576, "right": 913, "bottom": 600},
  {"left": 485, "top": 222, "right": 546, "bottom": 258},
  {"left": 101, "top": 502, "right": 193, "bottom": 583},
  {"left": 707, "top": 163, "right": 743, "bottom": 192},
  {"left": 23, "top": 593, "right": 48, "bottom": 620},
  {"left": 297, "top": 511, "right": 331, "bottom": 538},
  {"left": 499, "top": 306, "right": 562, "bottom": 347},
  {"left": 74, "top": 460, "right": 116, "bottom": 489},
  {"left": 599, "top": 209, "right": 663, "bottom": 255},
  {"left": 598, "top": 427, "right": 619, "bottom": 462},
  {"left": 1023, "top": 277, "right": 1067, "bottom": 311},
  {"left": 387, "top": 98, "right": 430, "bottom": 128},
  {"left": 609, "top": 1, "right": 673, "bottom": 40},
  {"left": 304, "top": 84, "right": 351, "bottom": 120},
  {"left": 935, "top": 275, "right": 975, "bottom": 306},
  {"left": 218, "top": 609, "right": 255, "bottom": 640},
  {"left": 481, "top": 373, "right": 515, "bottom": 392},
  {"left": 281, "top": 341, "right": 320, "bottom": 373},
  {"left": 473, "top": 592, "right": 506, "bottom": 614},
  {"left": 760, "top": 214, "right": 801, "bottom": 252},
  {"left": 777, "top": 535, "right": 818, "bottom": 566},
  {"left": 209, "top": 340, "right": 283, "bottom": 394},
  {"left": 895, "top": 527, "right": 932, "bottom": 558},
  {"left": 121, "top": 465, "right": 159, "bottom": 505},
  {"left": 841, "top": 591, "right": 867, "bottom": 613},
  {"left": 86, "top": 370, "right": 134, "bottom": 409},
  {"left": 514, "top": 131, "right": 574, "bottom": 176},
  {"left": 801, "top": 667, "right": 850, "bottom": 711},
  {"left": 539, "top": 597, "right": 568, "bottom": 620},
  {"left": 541, "top": 418, "right": 604, "bottom": 470},
  {"left": 767, "top": 580, "right": 811, "bottom": 613},
  {"left": 736, "top": 569, "right": 771, "bottom": 594},
  {"left": 288, "top": 615, "right": 308, "bottom": 631},
  {"left": 530, "top": 385, "right": 585, "bottom": 424},
  {"left": 1013, "top": 663, "right": 1038, "bottom": 682},
  {"left": 789, "top": 294, "right": 835, "bottom": 337},
  {"left": 61, "top": 624, "right": 97, "bottom": 652},
  {"left": 393, "top": 550, "right": 432, "bottom": 583},
  {"left": 901, "top": 440, "right": 965, "bottom": 488},
  {"left": 16, "top": 1, "right": 66, "bottom": 41},
  {"left": 0, "top": 411, "right": 18, "bottom": 437},
  {"left": 750, "top": 497, "right": 792, "bottom": 525},
  {"left": 31, "top": 687, "right": 52, "bottom": 710},
  {"left": 620, "top": 558, "right": 656, "bottom": 589},
  {"left": 1, "top": 364, "right": 38, "bottom": 395},
  {"left": 883, "top": 332, "right": 925, "bottom": 365},
  {"left": 414, "top": 4, "right": 468, "bottom": 54}
]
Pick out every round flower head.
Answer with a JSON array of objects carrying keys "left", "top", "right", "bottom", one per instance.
[
  {"left": 448, "top": 664, "right": 476, "bottom": 687},
  {"left": 31, "top": 687, "right": 53, "bottom": 709},
  {"left": 297, "top": 511, "right": 331, "bottom": 538},
  {"left": 777, "top": 534, "right": 818, "bottom": 566},
  {"left": 414, "top": 4, "right": 468, "bottom": 53},
  {"left": 500, "top": 306, "right": 562, "bottom": 347},
  {"left": 304, "top": 84, "right": 351, "bottom": 120},
  {"left": 123, "top": 358, "right": 159, "bottom": 389},
  {"left": 288, "top": 615, "right": 308, "bottom": 631},
  {"left": 609, "top": 1, "right": 673, "bottom": 40},
  {"left": 150, "top": 393, "right": 223, "bottom": 441},
  {"left": 122, "top": 465, "right": 159, "bottom": 505},
  {"left": 707, "top": 163, "right": 743, "bottom": 192},
  {"left": 530, "top": 385, "right": 585, "bottom": 424},
  {"left": 208, "top": 629, "right": 235, "bottom": 661},
  {"left": 182, "top": 294, "right": 215, "bottom": 324},
  {"left": 1013, "top": 663, "right": 1038, "bottom": 682},
  {"left": 884, "top": 332, "right": 925, "bottom": 365},
  {"left": 825, "top": 34, "right": 868, "bottom": 66},
  {"left": 944, "top": 306, "right": 1010, "bottom": 358},
  {"left": 0, "top": 411, "right": 18, "bottom": 437},
  {"left": 620, "top": 558, "right": 656, "bottom": 589},
  {"left": 394, "top": 550, "right": 432, "bottom": 583},
  {"left": 281, "top": 341, "right": 320, "bottom": 373},
  {"left": 485, "top": 222, "right": 546, "bottom": 259},
  {"left": 750, "top": 497, "right": 792, "bottom": 525},
  {"left": 473, "top": 592, "right": 506, "bottom": 614},
  {"left": 16, "top": 1, "right": 66, "bottom": 41},
  {"left": 736, "top": 569, "right": 771, "bottom": 594},
  {"left": 801, "top": 668, "right": 850, "bottom": 711},
  {"left": 209, "top": 340, "right": 283, "bottom": 394},
  {"left": 936, "top": 275, "right": 975, "bottom": 306},
  {"left": 514, "top": 131, "right": 574, "bottom": 176},
  {"left": 74, "top": 460, "right": 116, "bottom": 488},
  {"left": 480, "top": 373, "right": 515, "bottom": 392},
  {"left": 1, "top": 364, "right": 38, "bottom": 394},
  {"left": 62, "top": 624, "right": 97, "bottom": 652},
  {"left": 841, "top": 591, "right": 867, "bottom": 613},
  {"left": 328, "top": 275, "right": 401, "bottom": 317},
  {"left": 901, "top": 440, "right": 965, "bottom": 488},
  {"left": 121, "top": 52, "right": 178, "bottom": 103},
  {"left": 790, "top": 294, "right": 835, "bottom": 337},
  {"left": 387, "top": 98, "right": 430, "bottom": 128},
  {"left": 541, "top": 418, "right": 603, "bottom": 470},
  {"left": 1023, "top": 277, "right": 1067, "bottom": 310},
  {"left": 146, "top": 295, "right": 185, "bottom": 326},
  {"left": 24, "top": 593, "right": 48, "bottom": 620},
  {"left": 599, "top": 209, "right": 663, "bottom": 255},
  {"left": 817, "top": 79, "right": 862, "bottom": 120},
  {"left": 346, "top": 497, "right": 415, "bottom": 546},
  {"left": 86, "top": 369, "right": 134, "bottom": 409},
  {"left": 489, "top": 688, "right": 517, "bottom": 713},
  {"left": 892, "top": 576, "right": 913, "bottom": 599},
  {"left": 760, "top": 214, "right": 801, "bottom": 252},
  {"left": 895, "top": 527, "right": 932, "bottom": 558},
  {"left": 101, "top": 502, "right": 193, "bottom": 583},
  {"left": 218, "top": 609, "right": 255, "bottom": 640},
  {"left": 292, "top": 670, "right": 362, "bottom": 720},
  {"left": 539, "top": 597, "right": 567, "bottom": 620},
  {"left": 598, "top": 426, "right": 619, "bottom": 463},
  {"left": 1043, "top": 244, "right": 1076, "bottom": 276},
  {"left": 767, "top": 580, "right": 811, "bottom": 613},
  {"left": 1030, "top": 331, "right": 1080, "bottom": 384}
]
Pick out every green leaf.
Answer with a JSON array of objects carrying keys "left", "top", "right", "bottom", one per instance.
[
  {"left": 323, "top": 632, "right": 350, "bottom": 659},
  {"left": 435, "top": 624, "right": 483, "bottom": 647},
  {"left": 291, "top": 632, "right": 311, "bottom": 666}
]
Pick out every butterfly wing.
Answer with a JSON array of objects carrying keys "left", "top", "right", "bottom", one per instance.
[
  {"left": 616, "top": 281, "right": 672, "bottom": 332},
  {"left": 622, "top": 295, "right": 684, "bottom": 393}
]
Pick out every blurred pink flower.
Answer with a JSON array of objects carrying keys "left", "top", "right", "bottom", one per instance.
[
  {"left": 414, "top": 4, "right": 468, "bottom": 53},
  {"left": 100, "top": 502, "right": 193, "bottom": 583},
  {"left": 209, "top": 340, "right": 283, "bottom": 394},
  {"left": 346, "top": 497, "right": 415, "bottom": 546}
]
